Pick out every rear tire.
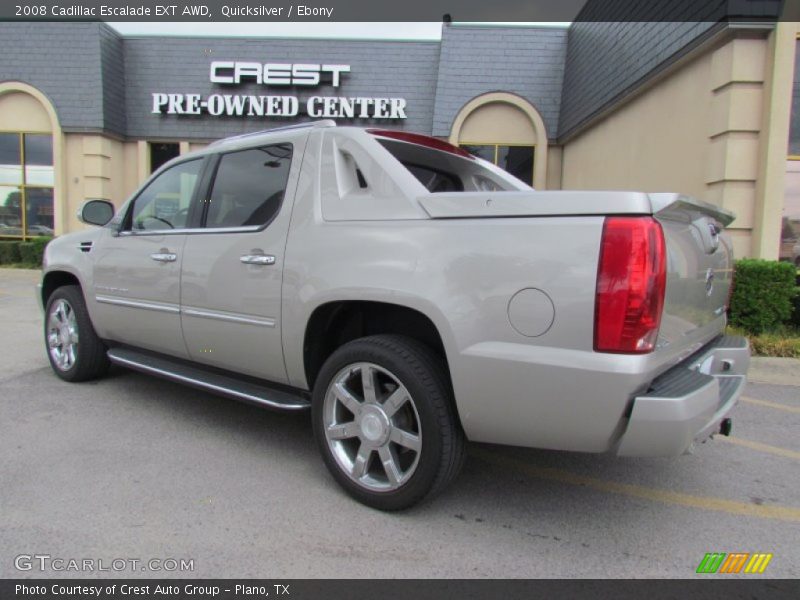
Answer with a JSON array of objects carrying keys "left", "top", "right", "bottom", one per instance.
[
  {"left": 44, "top": 285, "right": 109, "bottom": 382},
  {"left": 312, "top": 334, "right": 465, "bottom": 510}
]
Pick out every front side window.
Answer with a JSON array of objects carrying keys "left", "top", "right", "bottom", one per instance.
[
  {"left": 0, "top": 132, "right": 54, "bottom": 238},
  {"left": 205, "top": 144, "right": 293, "bottom": 229},
  {"left": 128, "top": 159, "right": 202, "bottom": 232}
]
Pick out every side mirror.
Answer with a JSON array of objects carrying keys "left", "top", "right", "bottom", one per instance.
[{"left": 78, "top": 200, "right": 115, "bottom": 227}]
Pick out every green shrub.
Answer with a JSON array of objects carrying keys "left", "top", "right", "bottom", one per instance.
[
  {"left": 0, "top": 240, "right": 22, "bottom": 264},
  {"left": 17, "top": 243, "right": 37, "bottom": 265},
  {"left": 728, "top": 326, "right": 800, "bottom": 358},
  {"left": 17, "top": 236, "right": 52, "bottom": 265},
  {"left": 729, "top": 259, "right": 797, "bottom": 334},
  {"left": 792, "top": 270, "right": 800, "bottom": 328}
]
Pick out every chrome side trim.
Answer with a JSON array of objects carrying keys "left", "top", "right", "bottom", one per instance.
[
  {"left": 107, "top": 351, "right": 309, "bottom": 411},
  {"left": 181, "top": 306, "right": 276, "bottom": 327},
  {"left": 118, "top": 225, "right": 261, "bottom": 237},
  {"left": 95, "top": 295, "right": 181, "bottom": 314}
]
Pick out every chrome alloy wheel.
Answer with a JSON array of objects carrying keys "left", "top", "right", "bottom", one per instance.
[
  {"left": 323, "top": 362, "right": 422, "bottom": 492},
  {"left": 47, "top": 298, "right": 79, "bottom": 371}
]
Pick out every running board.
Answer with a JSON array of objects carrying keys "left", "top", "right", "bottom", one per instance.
[{"left": 107, "top": 347, "right": 311, "bottom": 411}]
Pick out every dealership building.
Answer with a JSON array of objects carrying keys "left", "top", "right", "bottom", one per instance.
[{"left": 0, "top": 14, "right": 798, "bottom": 261}]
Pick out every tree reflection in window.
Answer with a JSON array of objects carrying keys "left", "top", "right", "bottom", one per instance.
[{"left": 0, "top": 132, "right": 54, "bottom": 238}]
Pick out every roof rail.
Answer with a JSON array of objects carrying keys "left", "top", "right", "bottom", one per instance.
[{"left": 209, "top": 120, "right": 337, "bottom": 146}]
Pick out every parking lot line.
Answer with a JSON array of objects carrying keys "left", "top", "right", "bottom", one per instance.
[
  {"left": 473, "top": 447, "right": 800, "bottom": 523},
  {"left": 741, "top": 396, "right": 800, "bottom": 414},
  {"left": 718, "top": 436, "right": 800, "bottom": 461}
]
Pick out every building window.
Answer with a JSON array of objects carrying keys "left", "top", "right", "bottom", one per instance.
[
  {"left": 0, "top": 132, "right": 54, "bottom": 239},
  {"left": 782, "top": 39, "right": 800, "bottom": 264},
  {"left": 789, "top": 41, "right": 800, "bottom": 158},
  {"left": 459, "top": 143, "right": 535, "bottom": 187},
  {"left": 150, "top": 142, "right": 180, "bottom": 173},
  {"left": 783, "top": 160, "right": 799, "bottom": 265}
]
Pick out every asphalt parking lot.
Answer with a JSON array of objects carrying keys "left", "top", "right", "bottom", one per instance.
[{"left": 1, "top": 268, "right": 798, "bottom": 578}]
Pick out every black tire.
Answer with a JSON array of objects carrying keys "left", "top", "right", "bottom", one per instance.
[
  {"left": 312, "top": 334, "right": 466, "bottom": 510},
  {"left": 44, "top": 285, "right": 109, "bottom": 382}
]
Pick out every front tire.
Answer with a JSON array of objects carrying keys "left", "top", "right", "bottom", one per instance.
[
  {"left": 312, "top": 335, "right": 465, "bottom": 510},
  {"left": 44, "top": 285, "right": 109, "bottom": 382}
]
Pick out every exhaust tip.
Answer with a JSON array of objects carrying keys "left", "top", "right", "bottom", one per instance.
[{"left": 719, "top": 418, "right": 732, "bottom": 437}]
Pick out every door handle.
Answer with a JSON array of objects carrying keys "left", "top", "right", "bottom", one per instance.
[
  {"left": 240, "top": 254, "right": 276, "bottom": 266},
  {"left": 150, "top": 252, "right": 177, "bottom": 263}
]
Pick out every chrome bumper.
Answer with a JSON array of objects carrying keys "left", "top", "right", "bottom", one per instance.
[{"left": 616, "top": 335, "right": 750, "bottom": 457}]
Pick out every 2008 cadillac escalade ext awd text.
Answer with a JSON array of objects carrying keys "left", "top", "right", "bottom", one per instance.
[{"left": 39, "top": 121, "right": 750, "bottom": 510}]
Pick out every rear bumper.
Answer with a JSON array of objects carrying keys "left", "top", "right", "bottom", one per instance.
[{"left": 616, "top": 335, "right": 749, "bottom": 457}]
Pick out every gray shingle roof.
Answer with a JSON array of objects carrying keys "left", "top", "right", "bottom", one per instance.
[
  {"left": 432, "top": 25, "right": 568, "bottom": 141},
  {"left": 0, "top": 22, "right": 118, "bottom": 134},
  {"left": 0, "top": 12, "right": 778, "bottom": 143}
]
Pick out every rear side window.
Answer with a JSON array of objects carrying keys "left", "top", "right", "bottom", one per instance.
[{"left": 205, "top": 144, "right": 293, "bottom": 229}]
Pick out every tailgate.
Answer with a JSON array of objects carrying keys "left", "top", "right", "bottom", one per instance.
[
  {"left": 419, "top": 189, "right": 736, "bottom": 354},
  {"left": 650, "top": 193, "right": 735, "bottom": 347}
]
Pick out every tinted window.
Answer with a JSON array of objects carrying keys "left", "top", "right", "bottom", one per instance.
[
  {"left": 25, "top": 187, "right": 54, "bottom": 235},
  {"left": 129, "top": 159, "right": 202, "bottom": 231},
  {"left": 150, "top": 142, "right": 180, "bottom": 173},
  {"left": 460, "top": 144, "right": 495, "bottom": 163},
  {"left": 789, "top": 40, "right": 800, "bottom": 156},
  {"left": 0, "top": 133, "right": 55, "bottom": 237},
  {"left": 24, "top": 134, "right": 54, "bottom": 186},
  {"left": 0, "top": 133, "right": 21, "bottom": 185},
  {"left": 377, "top": 138, "right": 525, "bottom": 193},
  {"left": 403, "top": 163, "right": 463, "bottom": 192},
  {"left": 498, "top": 146, "right": 534, "bottom": 187},
  {"left": 205, "top": 144, "right": 293, "bottom": 229},
  {"left": 24, "top": 134, "right": 52, "bottom": 165}
]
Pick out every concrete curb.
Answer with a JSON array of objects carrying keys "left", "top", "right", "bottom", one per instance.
[
  {"left": 0, "top": 267, "right": 41, "bottom": 276},
  {"left": 748, "top": 357, "right": 800, "bottom": 387}
]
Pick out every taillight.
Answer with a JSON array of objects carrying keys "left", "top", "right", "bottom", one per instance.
[
  {"left": 594, "top": 216, "right": 666, "bottom": 354},
  {"left": 367, "top": 129, "right": 474, "bottom": 159}
]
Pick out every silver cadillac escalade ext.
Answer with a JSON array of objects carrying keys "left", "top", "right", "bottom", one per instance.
[{"left": 39, "top": 121, "right": 749, "bottom": 510}]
